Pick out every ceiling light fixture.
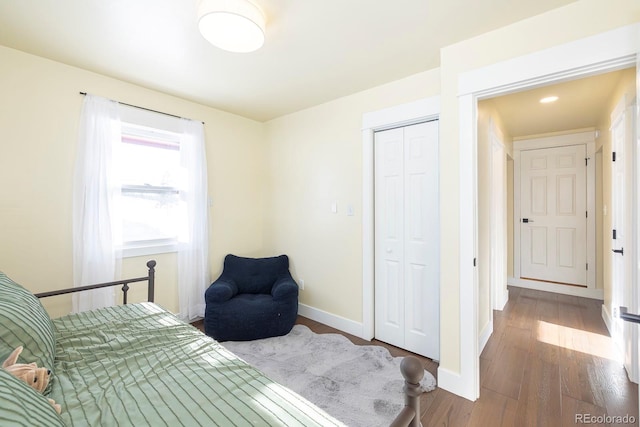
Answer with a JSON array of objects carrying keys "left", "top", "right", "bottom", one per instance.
[
  {"left": 539, "top": 96, "right": 559, "bottom": 104},
  {"left": 197, "top": 0, "right": 266, "bottom": 53}
]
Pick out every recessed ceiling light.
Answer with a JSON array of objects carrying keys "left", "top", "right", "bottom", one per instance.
[{"left": 540, "top": 96, "right": 559, "bottom": 104}]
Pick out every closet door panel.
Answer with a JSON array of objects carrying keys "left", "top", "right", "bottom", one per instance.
[
  {"left": 404, "top": 121, "right": 439, "bottom": 359},
  {"left": 374, "top": 121, "right": 439, "bottom": 360},
  {"left": 374, "top": 127, "right": 405, "bottom": 348}
]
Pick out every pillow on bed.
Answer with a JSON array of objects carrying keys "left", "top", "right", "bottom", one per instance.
[
  {"left": 0, "top": 272, "right": 56, "bottom": 391},
  {"left": 0, "top": 368, "right": 65, "bottom": 427}
]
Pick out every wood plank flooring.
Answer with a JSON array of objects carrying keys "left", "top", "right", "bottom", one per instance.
[
  {"left": 298, "top": 287, "right": 638, "bottom": 426},
  {"left": 194, "top": 286, "right": 639, "bottom": 426}
]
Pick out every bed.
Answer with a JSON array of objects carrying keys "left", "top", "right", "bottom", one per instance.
[{"left": 0, "top": 261, "right": 422, "bottom": 427}]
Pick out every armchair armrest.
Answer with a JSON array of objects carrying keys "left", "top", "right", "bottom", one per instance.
[
  {"left": 205, "top": 277, "right": 239, "bottom": 303},
  {"left": 271, "top": 274, "right": 299, "bottom": 301}
]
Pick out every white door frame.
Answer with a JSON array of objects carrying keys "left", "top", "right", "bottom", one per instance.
[
  {"left": 454, "top": 24, "right": 639, "bottom": 401},
  {"left": 635, "top": 57, "right": 640, "bottom": 413},
  {"left": 361, "top": 96, "right": 440, "bottom": 341}
]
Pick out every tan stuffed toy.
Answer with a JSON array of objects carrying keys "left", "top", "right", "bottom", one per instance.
[{"left": 2, "top": 346, "right": 61, "bottom": 414}]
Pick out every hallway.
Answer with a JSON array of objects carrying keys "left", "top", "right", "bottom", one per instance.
[{"left": 475, "top": 286, "right": 638, "bottom": 425}]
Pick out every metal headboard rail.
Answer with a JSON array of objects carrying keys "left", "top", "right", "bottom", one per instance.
[{"left": 35, "top": 260, "right": 156, "bottom": 304}]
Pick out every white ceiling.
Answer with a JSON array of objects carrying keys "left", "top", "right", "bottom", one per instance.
[
  {"left": 0, "top": 0, "right": 578, "bottom": 122},
  {"left": 486, "top": 67, "right": 636, "bottom": 139}
]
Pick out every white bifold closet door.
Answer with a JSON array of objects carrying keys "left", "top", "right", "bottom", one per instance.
[{"left": 374, "top": 120, "right": 439, "bottom": 360}]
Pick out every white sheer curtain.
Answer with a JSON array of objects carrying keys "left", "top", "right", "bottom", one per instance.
[
  {"left": 72, "top": 95, "right": 122, "bottom": 313},
  {"left": 177, "top": 118, "right": 210, "bottom": 321}
]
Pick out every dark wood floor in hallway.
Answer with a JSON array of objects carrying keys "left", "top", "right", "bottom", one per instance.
[{"left": 297, "top": 286, "right": 639, "bottom": 426}]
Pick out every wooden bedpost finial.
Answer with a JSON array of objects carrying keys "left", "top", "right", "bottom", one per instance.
[
  {"left": 400, "top": 356, "right": 424, "bottom": 385},
  {"left": 390, "top": 356, "right": 424, "bottom": 427}
]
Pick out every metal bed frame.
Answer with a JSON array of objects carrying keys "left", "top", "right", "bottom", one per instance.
[
  {"left": 34, "top": 260, "right": 156, "bottom": 304},
  {"left": 34, "top": 258, "right": 425, "bottom": 427}
]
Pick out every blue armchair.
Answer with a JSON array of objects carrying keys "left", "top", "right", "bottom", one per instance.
[{"left": 204, "top": 254, "right": 299, "bottom": 341}]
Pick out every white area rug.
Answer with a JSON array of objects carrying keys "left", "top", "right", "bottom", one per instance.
[{"left": 222, "top": 325, "right": 436, "bottom": 427}]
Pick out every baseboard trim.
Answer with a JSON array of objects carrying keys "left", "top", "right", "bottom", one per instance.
[
  {"left": 298, "top": 303, "right": 365, "bottom": 339},
  {"left": 508, "top": 277, "right": 604, "bottom": 300},
  {"left": 478, "top": 319, "right": 493, "bottom": 355},
  {"left": 602, "top": 303, "right": 613, "bottom": 336},
  {"left": 499, "top": 288, "right": 509, "bottom": 310},
  {"left": 437, "top": 366, "right": 476, "bottom": 402}
]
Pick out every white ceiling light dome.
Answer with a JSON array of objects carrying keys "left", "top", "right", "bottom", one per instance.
[{"left": 197, "top": 0, "right": 266, "bottom": 53}]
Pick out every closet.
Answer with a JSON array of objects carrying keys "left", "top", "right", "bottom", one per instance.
[{"left": 374, "top": 120, "right": 439, "bottom": 360}]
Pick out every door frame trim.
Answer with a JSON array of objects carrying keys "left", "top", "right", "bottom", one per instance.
[
  {"left": 455, "top": 23, "right": 639, "bottom": 401},
  {"left": 361, "top": 96, "right": 440, "bottom": 341}
]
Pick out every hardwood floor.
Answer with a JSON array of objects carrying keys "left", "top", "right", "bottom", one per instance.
[
  {"left": 195, "top": 286, "right": 639, "bottom": 426},
  {"left": 298, "top": 286, "right": 638, "bottom": 427}
]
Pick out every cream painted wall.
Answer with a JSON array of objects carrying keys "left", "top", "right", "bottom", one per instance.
[
  {"left": 477, "top": 106, "right": 492, "bottom": 337},
  {"left": 596, "top": 110, "right": 610, "bottom": 301},
  {"left": 0, "top": 46, "right": 267, "bottom": 318},
  {"left": 507, "top": 158, "right": 514, "bottom": 278},
  {"left": 438, "top": 0, "right": 640, "bottom": 374},
  {"left": 1, "top": 0, "right": 639, "bottom": 401},
  {"left": 596, "top": 151, "right": 603, "bottom": 291},
  {"left": 0, "top": 41, "right": 441, "bottom": 326},
  {"left": 477, "top": 101, "right": 512, "bottom": 334},
  {"left": 263, "top": 70, "right": 440, "bottom": 322}
]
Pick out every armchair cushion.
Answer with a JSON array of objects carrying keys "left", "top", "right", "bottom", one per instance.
[
  {"left": 271, "top": 276, "right": 299, "bottom": 301},
  {"left": 222, "top": 254, "right": 291, "bottom": 294},
  {"left": 204, "top": 278, "right": 238, "bottom": 303}
]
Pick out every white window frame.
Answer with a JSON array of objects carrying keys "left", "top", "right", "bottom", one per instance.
[{"left": 118, "top": 106, "right": 184, "bottom": 258}]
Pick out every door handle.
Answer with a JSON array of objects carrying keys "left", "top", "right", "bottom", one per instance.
[
  {"left": 612, "top": 247, "right": 624, "bottom": 255},
  {"left": 620, "top": 307, "right": 640, "bottom": 324},
  {"left": 522, "top": 218, "right": 534, "bottom": 223}
]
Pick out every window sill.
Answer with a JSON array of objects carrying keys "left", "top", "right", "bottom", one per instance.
[{"left": 121, "top": 243, "right": 177, "bottom": 258}]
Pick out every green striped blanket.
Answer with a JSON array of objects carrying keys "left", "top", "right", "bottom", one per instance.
[{"left": 49, "top": 303, "right": 345, "bottom": 427}]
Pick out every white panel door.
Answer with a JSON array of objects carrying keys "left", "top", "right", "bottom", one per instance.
[
  {"left": 375, "top": 127, "right": 405, "bottom": 349},
  {"left": 374, "top": 121, "right": 439, "bottom": 359},
  {"left": 403, "top": 122, "right": 439, "bottom": 358},
  {"left": 520, "top": 145, "right": 587, "bottom": 286},
  {"left": 610, "top": 98, "right": 637, "bottom": 382}
]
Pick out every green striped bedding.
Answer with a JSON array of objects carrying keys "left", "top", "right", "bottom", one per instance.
[
  {"left": 49, "top": 303, "right": 345, "bottom": 427},
  {"left": 0, "top": 368, "right": 65, "bottom": 427},
  {"left": 0, "top": 272, "right": 57, "bottom": 389}
]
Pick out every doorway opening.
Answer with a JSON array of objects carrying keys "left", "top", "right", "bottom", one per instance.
[
  {"left": 477, "top": 66, "right": 637, "bottom": 391},
  {"left": 453, "top": 24, "right": 640, "bottom": 402}
]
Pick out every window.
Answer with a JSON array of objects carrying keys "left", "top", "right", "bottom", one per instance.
[
  {"left": 118, "top": 124, "right": 181, "bottom": 256},
  {"left": 75, "top": 95, "right": 209, "bottom": 317}
]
